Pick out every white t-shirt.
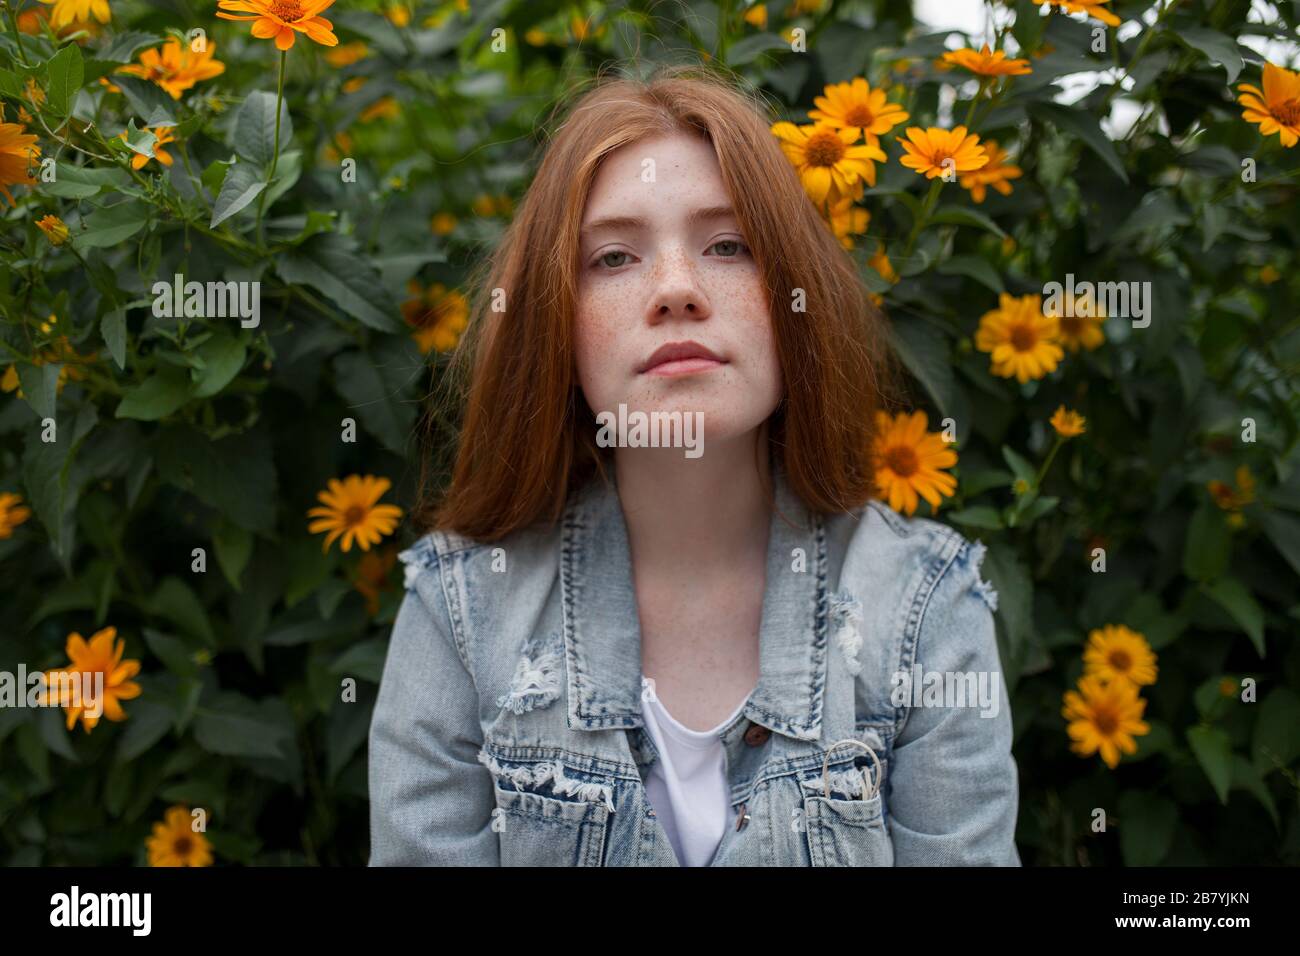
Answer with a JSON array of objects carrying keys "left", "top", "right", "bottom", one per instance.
[{"left": 639, "top": 675, "right": 753, "bottom": 867}]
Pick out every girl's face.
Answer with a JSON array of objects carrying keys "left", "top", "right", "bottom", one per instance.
[{"left": 574, "top": 131, "right": 783, "bottom": 450}]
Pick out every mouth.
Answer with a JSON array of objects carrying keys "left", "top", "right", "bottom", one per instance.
[{"left": 638, "top": 340, "right": 727, "bottom": 377}]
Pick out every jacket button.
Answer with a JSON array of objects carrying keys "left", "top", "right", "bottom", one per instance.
[{"left": 743, "top": 723, "right": 770, "bottom": 747}]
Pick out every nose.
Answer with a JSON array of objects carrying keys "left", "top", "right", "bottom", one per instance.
[{"left": 647, "top": 247, "right": 711, "bottom": 323}]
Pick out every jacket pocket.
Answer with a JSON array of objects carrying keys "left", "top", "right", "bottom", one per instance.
[
  {"left": 491, "top": 783, "right": 612, "bottom": 867},
  {"left": 802, "top": 789, "right": 894, "bottom": 866}
]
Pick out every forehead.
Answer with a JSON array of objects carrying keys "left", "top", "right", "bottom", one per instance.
[{"left": 582, "top": 131, "right": 731, "bottom": 222}]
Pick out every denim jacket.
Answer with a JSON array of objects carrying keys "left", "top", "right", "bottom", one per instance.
[{"left": 368, "top": 466, "right": 1021, "bottom": 866}]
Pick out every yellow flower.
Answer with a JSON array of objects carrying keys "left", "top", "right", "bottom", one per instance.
[
  {"left": 325, "top": 40, "right": 369, "bottom": 67},
  {"left": 0, "top": 492, "right": 32, "bottom": 539},
  {"left": 743, "top": 4, "right": 767, "bottom": 29},
  {"left": 307, "top": 475, "right": 403, "bottom": 553},
  {"left": 1083, "top": 624, "right": 1157, "bottom": 687},
  {"left": 570, "top": 14, "right": 605, "bottom": 41},
  {"left": 1044, "top": 0, "right": 1121, "bottom": 27},
  {"left": 216, "top": 0, "right": 339, "bottom": 51},
  {"left": 1062, "top": 674, "right": 1150, "bottom": 768},
  {"left": 146, "top": 806, "right": 214, "bottom": 867},
  {"left": 958, "top": 138, "right": 1022, "bottom": 203},
  {"left": 0, "top": 114, "right": 40, "bottom": 206},
  {"left": 36, "top": 214, "right": 70, "bottom": 245},
  {"left": 1237, "top": 62, "right": 1300, "bottom": 148},
  {"left": 359, "top": 96, "right": 400, "bottom": 122},
  {"left": 825, "top": 198, "right": 869, "bottom": 250},
  {"left": 403, "top": 280, "right": 470, "bottom": 353},
  {"left": 341, "top": 76, "right": 369, "bottom": 94},
  {"left": 321, "top": 129, "right": 352, "bottom": 163},
  {"left": 524, "top": 28, "right": 549, "bottom": 46},
  {"left": 770, "top": 120, "right": 885, "bottom": 204},
  {"left": 40, "top": 626, "right": 142, "bottom": 733},
  {"left": 38, "top": 0, "right": 111, "bottom": 29},
  {"left": 430, "top": 211, "right": 458, "bottom": 235},
  {"left": 1050, "top": 405, "right": 1087, "bottom": 438},
  {"left": 117, "top": 37, "right": 225, "bottom": 100},
  {"left": 1208, "top": 465, "right": 1255, "bottom": 517},
  {"left": 898, "top": 125, "right": 988, "bottom": 180},
  {"left": 807, "top": 78, "right": 910, "bottom": 146},
  {"left": 384, "top": 3, "right": 410, "bottom": 27},
  {"left": 1045, "top": 291, "right": 1107, "bottom": 352},
  {"left": 975, "top": 293, "right": 1063, "bottom": 383},
  {"left": 871, "top": 409, "right": 958, "bottom": 516},
  {"left": 121, "top": 125, "right": 177, "bottom": 169},
  {"left": 1218, "top": 676, "right": 1239, "bottom": 698},
  {"left": 1258, "top": 264, "right": 1281, "bottom": 284},
  {"left": 351, "top": 546, "right": 397, "bottom": 616},
  {"left": 941, "top": 44, "right": 1032, "bottom": 77}
]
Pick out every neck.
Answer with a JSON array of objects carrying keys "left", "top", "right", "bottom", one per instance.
[{"left": 613, "top": 423, "right": 773, "bottom": 575}]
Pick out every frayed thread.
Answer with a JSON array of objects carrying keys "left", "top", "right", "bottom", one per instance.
[
  {"left": 968, "top": 540, "right": 999, "bottom": 613},
  {"left": 478, "top": 750, "right": 615, "bottom": 812},
  {"left": 801, "top": 768, "right": 869, "bottom": 799},
  {"left": 397, "top": 543, "right": 434, "bottom": 591},
  {"left": 495, "top": 632, "right": 563, "bottom": 714},
  {"left": 829, "top": 590, "right": 865, "bottom": 676}
]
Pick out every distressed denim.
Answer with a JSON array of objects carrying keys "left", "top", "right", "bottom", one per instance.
[{"left": 368, "top": 465, "right": 1021, "bottom": 866}]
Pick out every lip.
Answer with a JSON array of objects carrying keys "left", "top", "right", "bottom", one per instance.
[{"left": 638, "top": 340, "right": 727, "bottom": 377}]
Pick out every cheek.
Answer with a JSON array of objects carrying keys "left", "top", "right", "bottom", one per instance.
[{"left": 574, "top": 280, "right": 627, "bottom": 401}]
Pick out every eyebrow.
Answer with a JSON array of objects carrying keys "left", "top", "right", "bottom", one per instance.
[{"left": 580, "top": 204, "right": 739, "bottom": 238}]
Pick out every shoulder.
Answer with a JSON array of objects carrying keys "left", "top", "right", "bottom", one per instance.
[{"left": 827, "top": 501, "right": 999, "bottom": 639}]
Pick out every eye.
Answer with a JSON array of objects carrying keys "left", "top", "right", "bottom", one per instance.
[
  {"left": 598, "top": 250, "right": 631, "bottom": 269},
  {"left": 707, "top": 238, "right": 747, "bottom": 258}
]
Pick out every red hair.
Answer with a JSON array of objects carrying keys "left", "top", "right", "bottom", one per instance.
[{"left": 414, "top": 66, "right": 898, "bottom": 541}]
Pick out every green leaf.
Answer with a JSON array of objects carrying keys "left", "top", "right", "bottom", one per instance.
[
  {"left": 1001, "top": 446, "right": 1036, "bottom": 487},
  {"left": 1187, "top": 725, "right": 1233, "bottom": 804},
  {"left": 213, "top": 519, "right": 253, "bottom": 591},
  {"left": 46, "top": 44, "right": 85, "bottom": 116},
  {"left": 120, "top": 117, "right": 158, "bottom": 160},
  {"left": 111, "top": 75, "right": 177, "bottom": 126},
  {"left": 1178, "top": 27, "right": 1243, "bottom": 83},
  {"left": 15, "top": 363, "right": 60, "bottom": 421},
  {"left": 100, "top": 307, "right": 126, "bottom": 370},
  {"left": 948, "top": 506, "right": 1004, "bottom": 529},
  {"left": 1182, "top": 504, "right": 1230, "bottom": 582},
  {"left": 98, "top": 31, "right": 163, "bottom": 64},
  {"left": 190, "top": 333, "right": 247, "bottom": 399},
  {"left": 21, "top": 404, "right": 98, "bottom": 571},
  {"left": 277, "top": 233, "right": 402, "bottom": 332},
  {"left": 1260, "top": 509, "right": 1300, "bottom": 580},
  {"left": 40, "top": 162, "right": 131, "bottom": 199},
  {"left": 115, "top": 365, "right": 193, "bottom": 420},
  {"left": 1252, "top": 688, "right": 1300, "bottom": 771},
  {"left": 210, "top": 161, "right": 267, "bottom": 228},
  {"left": 72, "top": 200, "right": 149, "bottom": 250},
  {"left": 142, "top": 628, "right": 200, "bottom": 679},
  {"left": 726, "top": 32, "right": 789, "bottom": 66},
  {"left": 155, "top": 426, "right": 277, "bottom": 534},
  {"left": 1202, "top": 577, "right": 1265, "bottom": 657},
  {"left": 193, "top": 693, "right": 293, "bottom": 759},
  {"left": 1029, "top": 102, "right": 1128, "bottom": 183},
  {"left": 928, "top": 205, "right": 1007, "bottom": 239},
  {"left": 331, "top": 638, "right": 389, "bottom": 684},
  {"left": 889, "top": 317, "right": 958, "bottom": 418},
  {"left": 938, "top": 254, "right": 1004, "bottom": 293},
  {"left": 148, "top": 577, "right": 216, "bottom": 647},
  {"left": 234, "top": 90, "right": 294, "bottom": 166},
  {"left": 1117, "top": 791, "right": 1177, "bottom": 865}
]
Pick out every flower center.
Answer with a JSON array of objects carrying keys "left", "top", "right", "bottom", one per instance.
[
  {"left": 1093, "top": 709, "right": 1119, "bottom": 736},
  {"left": 1109, "top": 650, "right": 1132, "bottom": 672},
  {"left": 1274, "top": 97, "right": 1300, "bottom": 126},
  {"left": 884, "top": 445, "right": 919, "bottom": 478},
  {"left": 805, "top": 131, "right": 846, "bottom": 167},
  {"left": 1010, "top": 323, "right": 1038, "bottom": 351},
  {"left": 843, "top": 104, "right": 876, "bottom": 128},
  {"left": 270, "top": 0, "right": 306, "bottom": 22},
  {"left": 343, "top": 505, "right": 366, "bottom": 526},
  {"left": 174, "top": 835, "right": 193, "bottom": 856}
]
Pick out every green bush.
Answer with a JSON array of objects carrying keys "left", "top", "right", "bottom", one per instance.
[{"left": 1, "top": 0, "right": 1297, "bottom": 865}]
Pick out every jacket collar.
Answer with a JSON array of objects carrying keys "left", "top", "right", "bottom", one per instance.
[{"left": 560, "top": 461, "right": 829, "bottom": 741}]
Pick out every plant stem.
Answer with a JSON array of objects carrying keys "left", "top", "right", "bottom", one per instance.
[
  {"left": 6, "top": 4, "right": 30, "bottom": 66},
  {"left": 256, "top": 49, "right": 288, "bottom": 250},
  {"left": 1035, "top": 436, "right": 1065, "bottom": 488},
  {"left": 903, "top": 177, "right": 943, "bottom": 258}
]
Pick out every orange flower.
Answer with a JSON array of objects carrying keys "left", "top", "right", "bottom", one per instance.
[
  {"left": 770, "top": 120, "right": 886, "bottom": 203},
  {"left": 941, "top": 45, "right": 1032, "bottom": 77},
  {"left": 216, "top": 0, "right": 339, "bottom": 51},
  {"left": 403, "top": 280, "right": 469, "bottom": 353},
  {"left": 117, "top": 37, "right": 226, "bottom": 100},
  {"left": 120, "top": 125, "right": 177, "bottom": 169},
  {"left": 958, "top": 139, "right": 1022, "bottom": 202},
  {"left": 146, "top": 806, "right": 214, "bottom": 867},
  {"left": 898, "top": 125, "right": 988, "bottom": 180},
  {"left": 0, "top": 492, "right": 32, "bottom": 539},
  {"left": 0, "top": 114, "right": 41, "bottom": 205},
  {"left": 40, "top": 626, "right": 143, "bottom": 733},
  {"left": 871, "top": 410, "right": 958, "bottom": 516},
  {"left": 352, "top": 547, "right": 397, "bottom": 615},
  {"left": 307, "top": 475, "right": 403, "bottom": 553},
  {"left": 807, "top": 78, "right": 910, "bottom": 146},
  {"left": 1044, "top": 0, "right": 1121, "bottom": 27},
  {"left": 36, "top": 214, "right": 70, "bottom": 245},
  {"left": 1237, "top": 62, "right": 1300, "bottom": 148}
]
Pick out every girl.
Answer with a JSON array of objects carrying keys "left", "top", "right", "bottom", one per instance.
[{"left": 368, "top": 67, "right": 1020, "bottom": 867}]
